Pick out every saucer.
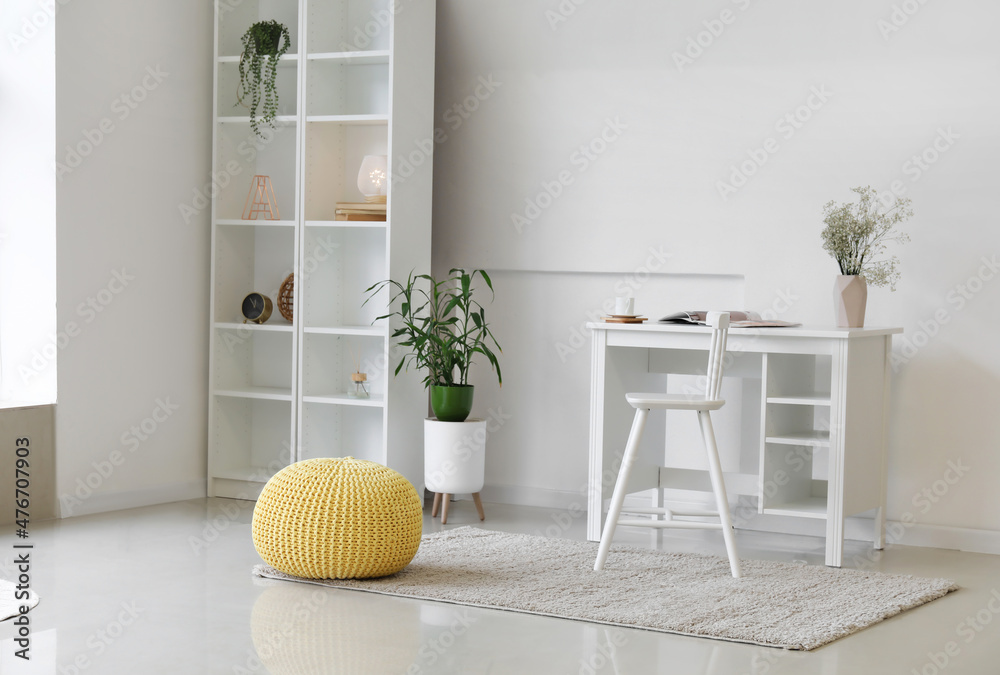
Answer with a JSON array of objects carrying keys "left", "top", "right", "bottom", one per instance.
[{"left": 610, "top": 314, "right": 642, "bottom": 319}]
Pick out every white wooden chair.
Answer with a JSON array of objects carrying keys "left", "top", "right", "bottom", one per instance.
[{"left": 594, "top": 312, "right": 742, "bottom": 578}]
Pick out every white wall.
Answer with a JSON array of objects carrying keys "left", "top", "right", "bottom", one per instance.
[
  {"left": 432, "top": 1, "right": 1000, "bottom": 545},
  {"left": 0, "top": 0, "right": 57, "bottom": 406},
  {"left": 55, "top": 0, "right": 213, "bottom": 516}
]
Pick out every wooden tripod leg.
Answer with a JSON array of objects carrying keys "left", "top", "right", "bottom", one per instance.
[
  {"left": 441, "top": 494, "right": 451, "bottom": 524},
  {"left": 431, "top": 492, "right": 442, "bottom": 518},
  {"left": 472, "top": 493, "right": 485, "bottom": 521}
]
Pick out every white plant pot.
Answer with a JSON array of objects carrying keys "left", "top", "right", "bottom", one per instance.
[{"left": 424, "top": 418, "right": 486, "bottom": 494}]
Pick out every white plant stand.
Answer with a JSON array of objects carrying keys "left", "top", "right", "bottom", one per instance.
[{"left": 425, "top": 418, "right": 487, "bottom": 524}]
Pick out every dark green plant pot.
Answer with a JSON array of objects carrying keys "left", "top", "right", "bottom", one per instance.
[
  {"left": 254, "top": 25, "right": 285, "bottom": 56},
  {"left": 431, "top": 385, "right": 474, "bottom": 422}
]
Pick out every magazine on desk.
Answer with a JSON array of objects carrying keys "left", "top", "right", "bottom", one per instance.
[{"left": 659, "top": 311, "right": 801, "bottom": 328}]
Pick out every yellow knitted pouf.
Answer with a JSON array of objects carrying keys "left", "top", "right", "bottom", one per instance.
[{"left": 252, "top": 457, "right": 422, "bottom": 579}]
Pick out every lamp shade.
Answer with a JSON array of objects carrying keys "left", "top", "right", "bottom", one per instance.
[{"left": 357, "top": 155, "right": 388, "bottom": 203}]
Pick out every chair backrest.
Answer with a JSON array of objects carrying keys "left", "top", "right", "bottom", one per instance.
[{"left": 705, "top": 312, "right": 730, "bottom": 401}]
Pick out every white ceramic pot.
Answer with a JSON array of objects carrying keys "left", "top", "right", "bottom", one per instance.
[
  {"left": 424, "top": 418, "right": 487, "bottom": 494},
  {"left": 834, "top": 275, "right": 867, "bottom": 328}
]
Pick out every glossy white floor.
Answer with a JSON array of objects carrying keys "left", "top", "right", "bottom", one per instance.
[{"left": 2, "top": 497, "right": 998, "bottom": 674}]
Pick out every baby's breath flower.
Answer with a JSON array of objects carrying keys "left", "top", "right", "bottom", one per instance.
[{"left": 820, "top": 186, "right": 912, "bottom": 291}]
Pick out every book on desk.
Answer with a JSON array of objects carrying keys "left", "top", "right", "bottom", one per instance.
[{"left": 660, "top": 310, "right": 800, "bottom": 328}]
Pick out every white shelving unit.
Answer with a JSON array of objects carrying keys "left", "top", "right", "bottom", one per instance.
[
  {"left": 758, "top": 353, "right": 832, "bottom": 520},
  {"left": 208, "top": 0, "right": 436, "bottom": 499}
]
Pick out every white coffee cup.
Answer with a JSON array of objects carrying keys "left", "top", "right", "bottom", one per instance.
[{"left": 614, "top": 296, "right": 635, "bottom": 316}]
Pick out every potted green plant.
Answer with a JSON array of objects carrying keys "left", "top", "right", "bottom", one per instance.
[
  {"left": 365, "top": 268, "right": 502, "bottom": 422},
  {"left": 237, "top": 20, "right": 291, "bottom": 139},
  {"left": 821, "top": 186, "right": 912, "bottom": 327}
]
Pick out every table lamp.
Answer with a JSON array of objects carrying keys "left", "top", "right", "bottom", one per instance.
[{"left": 357, "top": 155, "right": 388, "bottom": 203}]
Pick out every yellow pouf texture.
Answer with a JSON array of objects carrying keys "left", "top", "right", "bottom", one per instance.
[{"left": 252, "top": 457, "right": 422, "bottom": 579}]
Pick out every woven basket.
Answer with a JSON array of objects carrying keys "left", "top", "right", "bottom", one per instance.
[
  {"left": 252, "top": 457, "right": 422, "bottom": 579},
  {"left": 277, "top": 273, "right": 294, "bottom": 322}
]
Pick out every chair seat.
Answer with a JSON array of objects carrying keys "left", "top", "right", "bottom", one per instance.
[{"left": 625, "top": 392, "right": 725, "bottom": 411}]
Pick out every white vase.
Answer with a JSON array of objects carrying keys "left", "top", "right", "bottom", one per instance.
[
  {"left": 833, "top": 275, "right": 867, "bottom": 328},
  {"left": 424, "top": 418, "right": 487, "bottom": 494}
]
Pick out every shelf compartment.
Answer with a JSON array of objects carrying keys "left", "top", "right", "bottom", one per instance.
[
  {"left": 299, "top": 401, "right": 384, "bottom": 462},
  {"left": 213, "top": 225, "right": 295, "bottom": 323},
  {"left": 211, "top": 395, "right": 293, "bottom": 481},
  {"left": 307, "top": 50, "right": 390, "bottom": 64},
  {"left": 303, "top": 325, "right": 386, "bottom": 336},
  {"left": 759, "top": 442, "right": 829, "bottom": 517},
  {"left": 217, "top": 0, "right": 300, "bottom": 58},
  {"left": 303, "top": 120, "right": 387, "bottom": 219},
  {"left": 764, "top": 431, "right": 831, "bottom": 447},
  {"left": 764, "top": 353, "right": 832, "bottom": 402},
  {"left": 300, "top": 226, "right": 387, "bottom": 327},
  {"left": 214, "top": 321, "right": 294, "bottom": 333},
  {"left": 305, "top": 219, "right": 387, "bottom": 229},
  {"left": 306, "top": 0, "right": 392, "bottom": 54},
  {"left": 214, "top": 122, "right": 298, "bottom": 221},
  {"left": 301, "top": 332, "right": 385, "bottom": 401},
  {"left": 217, "top": 115, "right": 298, "bottom": 125},
  {"left": 307, "top": 59, "right": 388, "bottom": 117},
  {"left": 766, "top": 392, "right": 832, "bottom": 406},
  {"left": 217, "top": 54, "right": 299, "bottom": 65},
  {"left": 761, "top": 496, "right": 828, "bottom": 520},
  {"left": 217, "top": 60, "right": 298, "bottom": 118},
  {"left": 216, "top": 218, "right": 296, "bottom": 228},
  {"left": 212, "top": 465, "right": 281, "bottom": 483},
  {"left": 763, "top": 401, "right": 831, "bottom": 447},
  {"left": 304, "top": 114, "right": 388, "bottom": 124},
  {"left": 302, "top": 393, "right": 385, "bottom": 407},
  {"left": 214, "top": 326, "right": 294, "bottom": 394}
]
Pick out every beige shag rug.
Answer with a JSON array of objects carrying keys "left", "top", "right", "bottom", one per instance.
[{"left": 252, "top": 527, "right": 957, "bottom": 650}]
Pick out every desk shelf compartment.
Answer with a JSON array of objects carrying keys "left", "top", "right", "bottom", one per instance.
[
  {"left": 759, "top": 353, "right": 833, "bottom": 519},
  {"left": 759, "top": 441, "right": 829, "bottom": 519}
]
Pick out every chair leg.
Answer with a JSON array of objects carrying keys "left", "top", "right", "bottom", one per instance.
[
  {"left": 431, "top": 492, "right": 442, "bottom": 518},
  {"left": 595, "top": 408, "right": 649, "bottom": 571},
  {"left": 698, "top": 410, "right": 741, "bottom": 578},
  {"left": 441, "top": 494, "right": 450, "bottom": 524}
]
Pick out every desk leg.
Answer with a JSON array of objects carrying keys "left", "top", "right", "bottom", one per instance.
[
  {"left": 826, "top": 341, "right": 848, "bottom": 568},
  {"left": 825, "top": 512, "right": 844, "bottom": 567},
  {"left": 874, "top": 336, "right": 892, "bottom": 551},
  {"left": 587, "top": 330, "right": 609, "bottom": 542},
  {"left": 651, "top": 488, "right": 664, "bottom": 548}
]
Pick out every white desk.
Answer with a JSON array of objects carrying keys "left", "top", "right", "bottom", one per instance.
[{"left": 587, "top": 322, "right": 901, "bottom": 567}]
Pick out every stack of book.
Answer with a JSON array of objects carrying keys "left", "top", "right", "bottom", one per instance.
[{"left": 335, "top": 202, "right": 387, "bottom": 222}]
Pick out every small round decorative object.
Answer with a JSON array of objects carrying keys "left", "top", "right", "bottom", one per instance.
[
  {"left": 242, "top": 292, "right": 273, "bottom": 324},
  {"left": 277, "top": 273, "right": 294, "bottom": 322},
  {"left": 252, "top": 457, "right": 422, "bottom": 579}
]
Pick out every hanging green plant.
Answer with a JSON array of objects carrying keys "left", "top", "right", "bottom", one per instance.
[{"left": 237, "top": 20, "right": 291, "bottom": 139}]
